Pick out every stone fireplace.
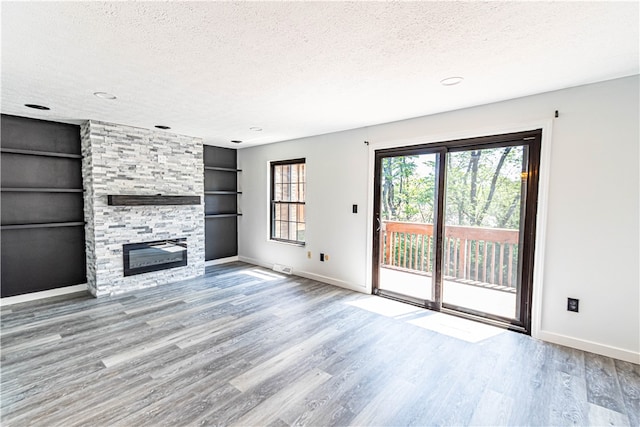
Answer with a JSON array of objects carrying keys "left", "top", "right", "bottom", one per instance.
[{"left": 81, "top": 121, "right": 205, "bottom": 296}]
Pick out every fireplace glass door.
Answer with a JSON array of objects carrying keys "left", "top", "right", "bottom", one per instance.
[{"left": 123, "top": 238, "right": 187, "bottom": 276}]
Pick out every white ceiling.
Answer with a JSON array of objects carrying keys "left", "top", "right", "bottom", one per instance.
[{"left": 1, "top": 1, "right": 638, "bottom": 148}]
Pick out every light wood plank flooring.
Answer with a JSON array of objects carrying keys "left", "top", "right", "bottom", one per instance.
[{"left": 1, "top": 262, "right": 638, "bottom": 426}]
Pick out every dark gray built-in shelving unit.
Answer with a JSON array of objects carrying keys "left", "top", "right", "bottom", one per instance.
[
  {"left": 204, "top": 145, "right": 240, "bottom": 261},
  {"left": 1, "top": 114, "right": 87, "bottom": 297}
]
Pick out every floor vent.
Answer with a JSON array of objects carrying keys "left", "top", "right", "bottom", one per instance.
[{"left": 273, "top": 264, "right": 293, "bottom": 275}]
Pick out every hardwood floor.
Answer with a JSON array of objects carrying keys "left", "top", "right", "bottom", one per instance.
[{"left": 1, "top": 262, "right": 638, "bottom": 426}]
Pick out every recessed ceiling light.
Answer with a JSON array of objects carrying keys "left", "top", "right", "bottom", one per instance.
[
  {"left": 93, "top": 92, "right": 117, "bottom": 100},
  {"left": 440, "top": 76, "right": 464, "bottom": 86},
  {"left": 155, "top": 125, "right": 171, "bottom": 130},
  {"left": 249, "top": 127, "right": 263, "bottom": 132},
  {"left": 231, "top": 140, "right": 243, "bottom": 144},
  {"left": 24, "top": 103, "right": 50, "bottom": 110}
]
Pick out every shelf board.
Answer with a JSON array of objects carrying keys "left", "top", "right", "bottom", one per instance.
[
  {"left": 0, "top": 147, "right": 82, "bottom": 159},
  {"left": 204, "top": 213, "right": 243, "bottom": 218},
  {"left": 1, "top": 221, "right": 85, "bottom": 230},
  {"left": 204, "top": 191, "right": 242, "bottom": 195},
  {"left": 1, "top": 187, "right": 83, "bottom": 193},
  {"left": 108, "top": 195, "right": 201, "bottom": 206},
  {"left": 204, "top": 166, "right": 242, "bottom": 172}
]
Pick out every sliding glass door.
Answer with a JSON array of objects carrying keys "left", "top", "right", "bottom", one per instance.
[
  {"left": 373, "top": 131, "right": 540, "bottom": 332},
  {"left": 441, "top": 144, "right": 531, "bottom": 322},
  {"left": 374, "top": 151, "right": 441, "bottom": 307}
]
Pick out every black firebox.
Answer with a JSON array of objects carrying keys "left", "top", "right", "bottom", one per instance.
[{"left": 123, "top": 238, "right": 187, "bottom": 277}]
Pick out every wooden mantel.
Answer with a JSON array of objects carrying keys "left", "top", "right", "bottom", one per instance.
[{"left": 107, "top": 195, "right": 201, "bottom": 206}]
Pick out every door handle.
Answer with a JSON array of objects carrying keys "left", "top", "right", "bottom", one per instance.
[{"left": 376, "top": 217, "right": 381, "bottom": 232}]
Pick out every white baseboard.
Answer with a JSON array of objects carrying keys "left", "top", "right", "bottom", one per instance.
[
  {"left": 237, "top": 255, "right": 271, "bottom": 269},
  {"left": 0, "top": 284, "right": 89, "bottom": 307},
  {"left": 237, "top": 256, "right": 368, "bottom": 294},
  {"left": 205, "top": 256, "right": 239, "bottom": 266},
  {"left": 536, "top": 329, "right": 640, "bottom": 364},
  {"left": 294, "top": 270, "right": 368, "bottom": 294}
]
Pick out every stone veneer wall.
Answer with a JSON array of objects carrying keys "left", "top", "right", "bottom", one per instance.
[{"left": 81, "top": 121, "right": 205, "bottom": 296}]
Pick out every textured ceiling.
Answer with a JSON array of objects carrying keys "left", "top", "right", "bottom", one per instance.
[{"left": 1, "top": 1, "right": 638, "bottom": 148}]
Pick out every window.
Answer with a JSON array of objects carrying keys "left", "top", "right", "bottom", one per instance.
[{"left": 271, "top": 159, "right": 306, "bottom": 244}]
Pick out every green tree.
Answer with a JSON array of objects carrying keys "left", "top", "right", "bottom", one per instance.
[
  {"left": 381, "top": 147, "right": 524, "bottom": 230},
  {"left": 381, "top": 156, "right": 417, "bottom": 221},
  {"left": 445, "top": 146, "right": 523, "bottom": 229}
]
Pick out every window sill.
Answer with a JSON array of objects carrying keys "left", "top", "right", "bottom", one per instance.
[{"left": 269, "top": 238, "right": 306, "bottom": 248}]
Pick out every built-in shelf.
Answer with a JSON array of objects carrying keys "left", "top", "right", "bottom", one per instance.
[
  {"left": 0, "top": 147, "right": 82, "bottom": 159},
  {"left": 203, "top": 146, "right": 240, "bottom": 261},
  {"left": 0, "top": 115, "right": 87, "bottom": 298},
  {"left": 1, "top": 221, "right": 85, "bottom": 230},
  {"left": 1, "top": 187, "right": 84, "bottom": 193},
  {"left": 204, "top": 191, "right": 242, "bottom": 195},
  {"left": 107, "top": 195, "right": 201, "bottom": 206},
  {"left": 204, "top": 166, "right": 242, "bottom": 172}
]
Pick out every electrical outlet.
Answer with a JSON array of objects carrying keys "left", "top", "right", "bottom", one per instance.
[
  {"left": 567, "top": 298, "right": 579, "bottom": 312},
  {"left": 325, "top": 254, "right": 330, "bottom": 261},
  {"left": 320, "top": 253, "right": 324, "bottom": 262},
  {"left": 307, "top": 251, "right": 311, "bottom": 259}
]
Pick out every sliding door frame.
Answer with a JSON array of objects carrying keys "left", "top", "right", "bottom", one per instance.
[
  {"left": 372, "top": 129, "right": 542, "bottom": 334},
  {"left": 372, "top": 147, "right": 446, "bottom": 311}
]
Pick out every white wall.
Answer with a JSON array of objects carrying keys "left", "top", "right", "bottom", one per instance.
[
  {"left": 238, "top": 127, "right": 370, "bottom": 291},
  {"left": 238, "top": 75, "right": 639, "bottom": 363}
]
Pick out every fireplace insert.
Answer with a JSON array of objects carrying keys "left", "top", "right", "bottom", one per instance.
[{"left": 123, "top": 238, "right": 187, "bottom": 277}]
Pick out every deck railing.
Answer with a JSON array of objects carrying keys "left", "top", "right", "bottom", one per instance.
[{"left": 382, "top": 221, "right": 519, "bottom": 288}]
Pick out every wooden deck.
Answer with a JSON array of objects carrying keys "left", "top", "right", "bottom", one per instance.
[
  {"left": 379, "top": 267, "right": 517, "bottom": 319},
  {"left": 1, "top": 262, "right": 638, "bottom": 426}
]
